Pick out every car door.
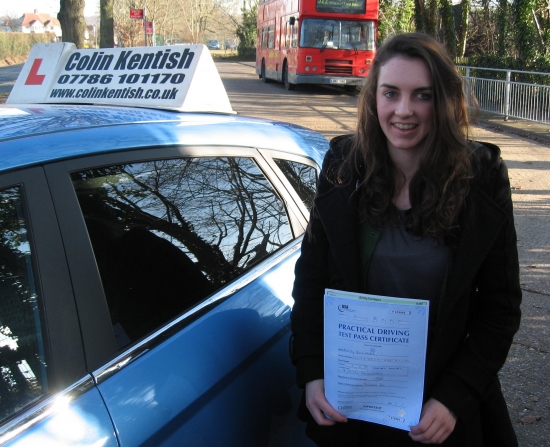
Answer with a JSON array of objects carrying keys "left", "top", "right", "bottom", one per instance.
[
  {"left": 45, "top": 144, "right": 318, "bottom": 446},
  {"left": 0, "top": 167, "right": 118, "bottom": 447}
]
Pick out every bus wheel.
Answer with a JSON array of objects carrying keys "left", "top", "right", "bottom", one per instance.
[
  {"left": 261, "top": 61, "right": 272, "bottom": 83},
  {"left": 283, "top": 63, "right": 295, "bottom": 90}
]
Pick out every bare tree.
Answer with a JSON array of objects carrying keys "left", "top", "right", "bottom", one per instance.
[
  {"left": 177, "top": 0, "right": 218, "bottom": 43},
  {"left": 175, "top": 0, "right": 241, "bottom": 44},
  {"left": 58, "top": 0, "right": 87, "bottom": 48},
  {"left": 466, "top": 1, "right": 497, "bottom": 56},
  {"left": 111, "top": 0, "right": 240, "bottom": 47},
  {"left": 205, "top": 0, "right": 242, "bottom": 45},
  {"left": 114, "top": 0, "right": 183, "bottom": 46},
  {"left": 0, "top": 11, "right": 21, "bottom": 32}
]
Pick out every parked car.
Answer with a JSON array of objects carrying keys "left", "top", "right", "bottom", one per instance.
[
  {"left": 0, "top": 43, "right": 327, "bottom": 446},
  {"left": 207, "top": 39, "right": 221, "bottom": 49}
]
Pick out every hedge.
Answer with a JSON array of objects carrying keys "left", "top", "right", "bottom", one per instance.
[{"left": 0, "top": 33, "right": 51, "bottom": 63}]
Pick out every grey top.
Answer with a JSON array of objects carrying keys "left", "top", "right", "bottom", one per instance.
[{"left": 366, "top": 209, "right": 451, "bottom": 303}]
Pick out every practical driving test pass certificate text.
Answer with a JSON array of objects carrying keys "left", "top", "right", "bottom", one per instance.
[{"left": 324, "top": 289, "right": 429, "bottom": 431}]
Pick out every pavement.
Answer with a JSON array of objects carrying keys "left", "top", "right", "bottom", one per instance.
[
  {"left": 469, "top": 116, "right": 550, "bottom": 447},
  {"left": 475, "top": 110, "right": 550, "bottom": 146}
]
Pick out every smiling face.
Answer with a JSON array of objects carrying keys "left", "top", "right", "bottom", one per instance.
[{"left": 376, "top": 56, "right": 434, "bottom": 163}]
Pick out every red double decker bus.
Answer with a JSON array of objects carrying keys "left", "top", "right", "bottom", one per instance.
[{"left": 256, "top": 0, "right": 378, "bottom": 90}]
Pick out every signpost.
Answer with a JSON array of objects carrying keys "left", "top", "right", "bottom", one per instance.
[{"left": 130, "top": 8, "right": 147, "bottom": 46}]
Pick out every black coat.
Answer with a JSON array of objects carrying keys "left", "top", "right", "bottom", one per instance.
[{"left": 290, "top": 136, "right": 522, "bottom": 446}]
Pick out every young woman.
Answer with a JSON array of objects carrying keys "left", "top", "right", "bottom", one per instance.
[{"left": 290, "top": 33, "right": 521, "bottom": 446}]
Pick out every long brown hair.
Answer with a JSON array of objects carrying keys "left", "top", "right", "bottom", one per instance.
[{"left": 342, "top": 33, "right": 473, "bottom": 239}]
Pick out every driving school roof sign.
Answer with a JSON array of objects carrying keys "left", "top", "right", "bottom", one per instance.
[{"left": 7, "top": 42, "right": 234, "bottom": 114}]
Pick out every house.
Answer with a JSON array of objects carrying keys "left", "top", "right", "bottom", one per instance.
[{"left": 9, "top": 10, "right": 62, "bottom": 38}]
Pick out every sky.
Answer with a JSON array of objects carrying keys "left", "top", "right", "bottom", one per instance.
[{"left": 1, "top": 0, "right": 100, "bottom": 17}]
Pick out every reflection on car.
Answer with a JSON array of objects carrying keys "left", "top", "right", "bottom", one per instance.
[
  {"left": 0, "top": 43, "right": 327, "bottom": 446},
  {"left": 76, "top": 157, "right": 296, "bottom": 347}
]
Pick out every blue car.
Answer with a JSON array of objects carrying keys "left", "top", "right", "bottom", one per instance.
[
  {"left": 0, "top": 44, "right": 328, "bottom": 446},
  {"left": 207, "top": 40, "right": 221, "bottom": 50}
]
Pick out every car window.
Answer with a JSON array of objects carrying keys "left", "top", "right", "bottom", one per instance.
[
  {"left": 273, "top": 159, "right": 317, "bottom": 211},
  {"left": 0, "top": 186, "right": 48, "bottom": 424},
  {"left": 71, "top": 157, "right": 294, "bottom": 349}
]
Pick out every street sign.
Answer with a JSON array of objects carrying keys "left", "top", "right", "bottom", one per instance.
[
  {"left": 130, "top": 9, "right": 144, "bottom": 19},
  {"left": 145, "top": 21, "right": 154, "bottom": 34}
]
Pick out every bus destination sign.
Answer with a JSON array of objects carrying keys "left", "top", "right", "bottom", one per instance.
[{"left": 316, "top": 0, "right": 365, "bottom": 14}]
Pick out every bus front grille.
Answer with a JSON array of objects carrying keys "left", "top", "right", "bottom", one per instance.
[{"left": 325, "top": 60, "right": 353, "bottom": 75}]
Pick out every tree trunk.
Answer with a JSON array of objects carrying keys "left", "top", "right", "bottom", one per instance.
[
  {"left": 58, "top": 0, "right": 87, "bottom": 48},
  {"left": 514, "top": 0, "right": 536, "bottom": 63},
  {"left": 457, "top": 0, "right": 469, "bottom": 58},
  {"left": 100, "top": 0, "right": 115, "bottom": 47},
  {"left": 440, "top": 0, "right": 457, "bottom": 57},
  {"left": 496, "top": 0, "right": 507, "bottom": 56},
  {"left": 414, "top": 0, "right": 426, "bottom": 33},
  {"left": 426, "top": 0, "right": 437, "bottom": 36}
]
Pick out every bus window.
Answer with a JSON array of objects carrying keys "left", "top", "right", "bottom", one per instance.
[
  {"left": 261, "top": 26, "right": 268, "bottom": 48},
  {"left": 285, "top": 22, "right": 290, "bottom": 48},
  {"left": 261, "top": 25, "right": 275, "bottom": 49},
  {"left": 268, "top": 25, "right": 275, "bottom": 48}
]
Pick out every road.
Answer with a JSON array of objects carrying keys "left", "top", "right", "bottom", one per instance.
[
  {"left": 1, "top": 60, "right": 549, "bottom": 446},
  {"left": 218, "top": 61, "right": 359, "bottom": 140},
  {"left": 0, "top": 63, "right": 23, "bottom": 94}
]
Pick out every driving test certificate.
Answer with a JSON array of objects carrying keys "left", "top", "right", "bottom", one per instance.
[{"left": 324, "top": 288, "right": 429, "bottom": 431}]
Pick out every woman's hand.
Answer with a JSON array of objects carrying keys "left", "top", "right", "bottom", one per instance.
[
  {"left": 305, "top": 379, "right": 348, "bottom": 426},
  {"left": 409, "top": 398, "right": 457, "bottom": 444}
]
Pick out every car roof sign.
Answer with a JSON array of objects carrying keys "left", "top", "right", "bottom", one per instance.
[{"left": 7, "top": 43, "right": 234, "bottom": 114}]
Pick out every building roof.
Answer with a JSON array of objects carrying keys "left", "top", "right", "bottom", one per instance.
[{"left": 20, "top": 11, "right": 60, "bottom": 28}]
